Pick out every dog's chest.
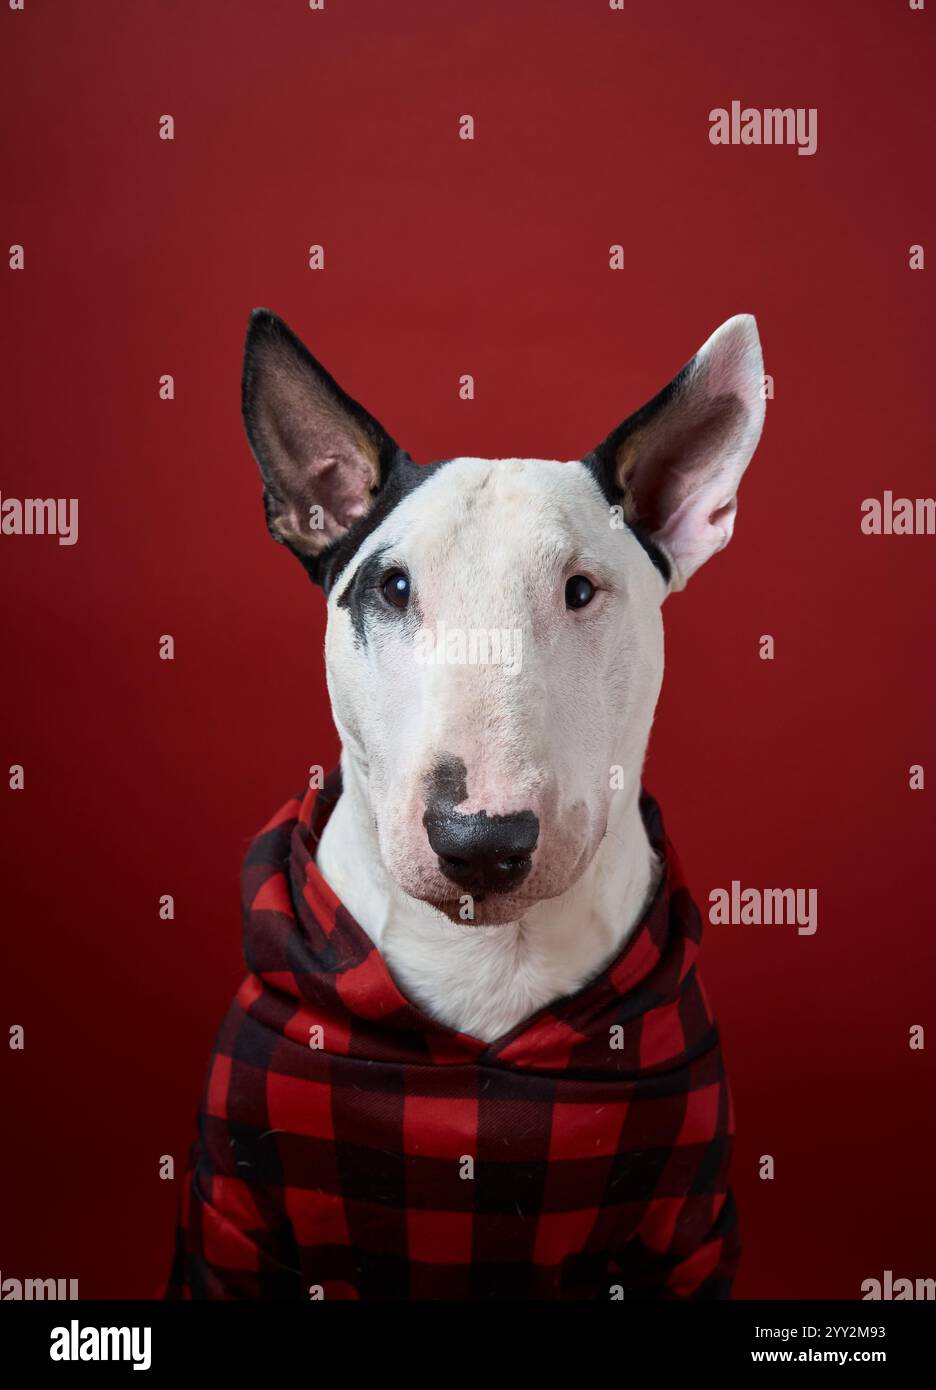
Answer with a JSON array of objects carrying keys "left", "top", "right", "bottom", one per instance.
[{"left": 378, "top": 919, "right": 601, "bottom": 1043}]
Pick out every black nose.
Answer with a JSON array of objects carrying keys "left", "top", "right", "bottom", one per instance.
[{"left": 423, "top": 808, "right": 539, "bottom": 895}]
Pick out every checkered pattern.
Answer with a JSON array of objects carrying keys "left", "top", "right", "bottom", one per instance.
[{"left": 166, "top": 769, "right": 739, "bottom": 1300}]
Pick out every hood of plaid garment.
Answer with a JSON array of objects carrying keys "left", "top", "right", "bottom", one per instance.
[{"left": 237, "top": 768, "right": 723, "bottom": 1077}]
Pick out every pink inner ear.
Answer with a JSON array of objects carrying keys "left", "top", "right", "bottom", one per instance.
[
  {"left": 259, "top": 356, "right": 380, "bottom": 536},
  {"left": 632, "top": 393, "right": 744, "bottom": 533},
  {"left": 310, "top": 451, "right": 374, "bottom": 532},
  {"left": 274, "top": 448, "right": 376, "bottom": 549},
  {"left": 654, "top": 475, "right": 741, "bottom": 588}
]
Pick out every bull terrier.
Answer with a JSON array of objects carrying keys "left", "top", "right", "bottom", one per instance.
[{"left": 241, "top": 309, "right": 765, "bottom": 1044}]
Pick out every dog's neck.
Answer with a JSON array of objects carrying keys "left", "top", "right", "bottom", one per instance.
[{"left": 315, "top": 751, "right": 661, "bottom": 1044}]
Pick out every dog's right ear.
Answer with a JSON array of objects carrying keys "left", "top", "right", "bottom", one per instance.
[{"left": 242, "top": 309, "right": 408, "bottom": 582}]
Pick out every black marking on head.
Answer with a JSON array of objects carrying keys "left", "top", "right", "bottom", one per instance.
[
  {"left": 335, "top": 544, "right": 390, "bottom": 644},
  {"left": 336, "top": 543, "right": 424, "bottom": 647}
]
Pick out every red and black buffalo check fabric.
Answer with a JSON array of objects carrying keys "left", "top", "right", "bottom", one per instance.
[{"left": 167, "top": 769, "right": 739, "bottom": 1300}]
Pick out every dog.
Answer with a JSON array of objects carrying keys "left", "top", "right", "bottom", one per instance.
[
  {"left": 168, "top": 310, "right": 765, "bottom": 1300},
  {"left": 242, "top": 308, "right": 765, "bottom": 1041}
]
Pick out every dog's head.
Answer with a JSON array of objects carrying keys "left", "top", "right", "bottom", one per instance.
[{"left": 242, "top": 311, "right": 765, "bottom": 925}]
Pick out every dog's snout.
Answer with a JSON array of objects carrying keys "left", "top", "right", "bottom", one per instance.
[{"left": 424, "top": 808, "right": 539, "bottom": 895}]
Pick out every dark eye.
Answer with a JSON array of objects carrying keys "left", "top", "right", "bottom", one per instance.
[
  {"left": 381, "top": 570, "right": 410, "bottom": 609},
  {"left": 565, "top": 575, "right": 596, "bottom": 610}
]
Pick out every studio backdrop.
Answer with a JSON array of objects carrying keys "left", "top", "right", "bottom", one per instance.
[{"left": 1, "top": 0, "right": 933, "bottom": 1300}]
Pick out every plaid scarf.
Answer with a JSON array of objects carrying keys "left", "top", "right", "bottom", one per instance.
[{"left": 167, "top": 770, "right": 739, "bottom": 1300}]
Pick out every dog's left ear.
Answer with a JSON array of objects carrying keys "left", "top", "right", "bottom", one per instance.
[
  {"left": 585, "top": 314, "right": 766, "bottom": 590},
  {"left": 242, "top": 308, "right": 410, "bottom": 585}
]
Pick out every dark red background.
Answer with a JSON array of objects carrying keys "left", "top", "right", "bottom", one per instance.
[{"left": 2, "top": 0, "right": 933, "bottom": 1299}]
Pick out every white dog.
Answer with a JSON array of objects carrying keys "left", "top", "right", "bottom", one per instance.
[{"left": 242, "top": 310, "right": 765, "bottom": 1042}]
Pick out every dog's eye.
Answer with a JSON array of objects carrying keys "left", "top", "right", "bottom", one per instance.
[
  {"left": 565, "top": 575, "right": 596, "bottom": 609},
  {"left": 381, "top": 570, "right": 411, "bottom": 609}
]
